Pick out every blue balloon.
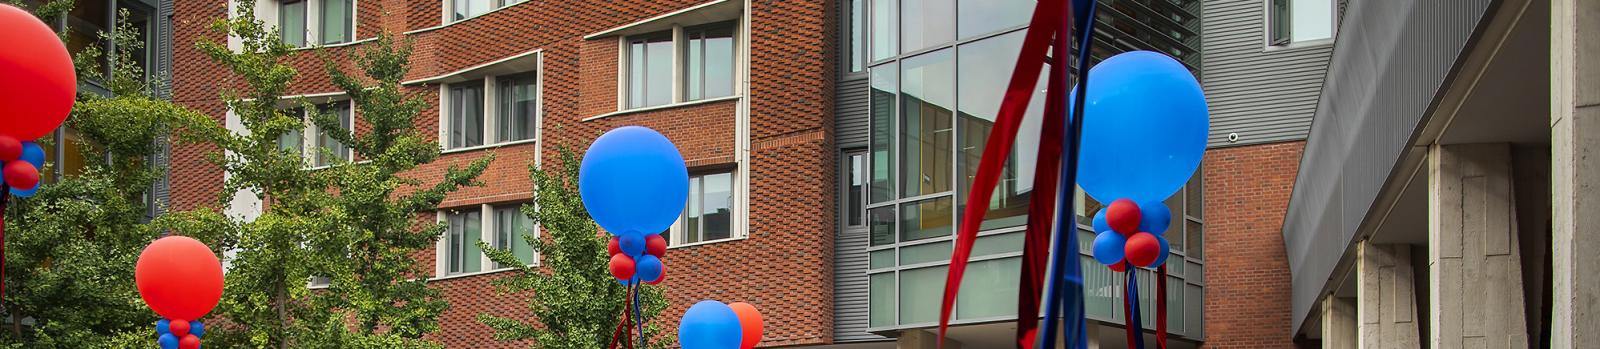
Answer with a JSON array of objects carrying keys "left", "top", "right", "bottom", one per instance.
[
  {"left": 636, "top": 255, "right": 663, "bottom": 282},
  {"left": 190, "top": 321, "right": 205, "bottom": 337},
  {"left": 619, "top": 233, "right": 646, "bottom": 257},
  {"left": 10, "top": 184, "right": 37, "bottom": 198},
  {"left": 579, "top": 127, "right": 690, "bottom": 235},
  {"left": 1092, "top": 231, "right": 1127, "bottom": 266},
  {"left": 1074, "top": 51, "right": 1208, "bottom": 204},
  {"left": 679, "top": 300, "right": 742, "bottom": 349},
  {"left": 158, "top": 334, "right": 179, "bottom": 349},
  {"left": 19, "top": 142, "right": 43, "bottom": 169},
  {"left": 1138, "top": 200, "right": 1172, "bottom": 234},
  {"left": 1092, "top": 209, "right": 1110, "bottom": 233},
  {"left": 1152, "top": 235, "right": 1171, "bottom": 267},
  {"left": 156, "top": 319, "right": 172, "bottom": 335}
]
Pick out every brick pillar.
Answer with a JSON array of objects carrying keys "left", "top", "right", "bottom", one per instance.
[
  {"left": 1356, "top": 242, "right": 1421, "bottom": 348},
  {"left": 1427, "top": 143, "right": 1529, "bottom": 348},
  {"left": 1201, "top": 142, "right": 1303, "bottom": 348},
  {"left": 1321, "top": 296, "right": 1356, "bottom": 349},
  {"left": 1551, "top": 0, "right": 1600, "bottom": 346}
]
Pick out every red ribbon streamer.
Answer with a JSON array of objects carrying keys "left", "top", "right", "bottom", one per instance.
[
  {"left": 607, "top": 284, "right": 636, "bottom": 349},
  {"left": 1156, "top": 265, "right": 1168, "bottom": 349},
  {"left": 1015, "top": 9, "right": 1075, "bottom": 349},
  {"left": 1123, "top": 264, "right": 1138, "bottom": 348},
  {"left": 938, "top": 0, "right": 1068, "bottom": 347}
]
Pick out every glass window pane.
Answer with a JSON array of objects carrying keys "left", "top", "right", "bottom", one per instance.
[
  {"left": 901, "top": 0, "right": 955, "bottom": 54},
  {"left": 494, "top": 205, "right": 535, "bottom": 266},
  {"left": 448, "top": 214, "right": 464, "bottom": 273},
  {"left": 685, "top": 22, "right": 736, "bottom": 101},
  {"left": 315, "top": 102, "right": 350, "bottom": 167},
  {"left": 1186, "top": 220, "right": 1203, "bottom": 260},
  {"left": 450, "top": 82, "right": 484, "bottom": 148},
  {"left": 1186, "top": 174, "right": 1202, "bottom": 219},
  {"left": 1290, "top": 0, "right": 1333, "bottom": 42},
  {"left": 900, "top": 49, "right": 954, "bottom": 197},
  {"left": 1163, "top": 192, "right": 1183, "bottom": 252},
  {"left": 847, "top": 153, "right": 866, "bottom": 226},
  {"left": 869, "top": 63, "right": 898, "bottom": 203},
  {"left": 957, "top": 0, "right": 1031, "bottom": 39},
  {"left": 701, "top": 172, "right": 733, "bottom": 241},
  {"left": 1269, "top": 0, "right": 1290, "bottom": 45},
  {"left": 280, "top": 0, "right": 306, "bottom": 47},
  {"left": 278, "top": 108, "right": 305, "bottom": 154},
  {"left": 956, "top": 257, "right": 1020, "bottom": 320},
  {"left": 869, "top": 249, "right": 895, "bottom": 269},
  {"left": 956, "top": 31, "right": 1039, "bottom": 230},
  {"left": 627, "top": 32, "right": 674, "bottom": 108},
  {"left": 972, "top": 231, "right": 1024, "bottom": 256},
  {"left": 498, "top": 74, "right": 537, "bottom": 142},
  {"left": 687, "top": 32, "right": 704, "bottom": 101},
  {"left": 899, "top": 196, "right": 953, "bottom": 242},
  {"left": 869, "top": 0, "right": 896, "bottom": 61},
  {"left": 869, "top": 206, "right": 895, "bottom": 246},
  {"left": 687, "top": 176, "right": 703, "bottom": 243},
  {"left": 869, "top": 273, "right": 896, "bottom": 327},
  {"left": 320, "top": 0, "right": 352, "bottom": 44},
  {"left": 850, "top": 0, "right": 866, "bottom": 72},
  {"left": 898, "top": 241, "right": 950, "bottom": 265},
  {"left": 899, "top": 266, "right": 947, "bottom": 324},
  {"left": 464, "top": 211, "right": 482, "bottom": 273},
  {"left": 454, "top": 0, "right": 493, "bottom": 20}
]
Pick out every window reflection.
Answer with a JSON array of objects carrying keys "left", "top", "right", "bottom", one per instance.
[
  {"left": 899, "top": 50, "right": 954, "bottom": 198},
  {"left": 956, "top": 31, "right": 1041, "bottom": 230}
]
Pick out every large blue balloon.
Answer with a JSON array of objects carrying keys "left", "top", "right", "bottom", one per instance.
[
  {"left": 1138, "top": 200, "right": 1171, "bottom": 234},
  {"left": 636, "top": 255, "right": 663, "bottom": 282},
  {"left": 1092, "top": 231, "right": 1127, "bottom": 266},
  {"left": 579, "top": 127, "right": 689, "bottom": 235},
  {"left": 19, "top": 142, "right": 43, "bottom": 169},
  {"left": 1075, "top": 51, "right": 1208, "bottom": 204},
  {"left": 679, "top": 300, "right": 743, "bottom": 349},
  {"left": 158, "top": 333, "right": 179, "bottom": 349}
]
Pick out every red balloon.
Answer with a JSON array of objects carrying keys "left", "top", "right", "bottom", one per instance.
[
  {"left": 1125, "top": 232, "right": 1161, "bottom": 267},
  {"left": 3, "top": 161, "right": 38, "bottom": 191},
  {"left": 169, "top": 319, "right": 191, "bottom": 337},
  {"left": 645, "top": 234, "right": 666, "bottom": 257},
  {"left": 0, "top": 136, "right": 20, "bottom": 162},
  {"left": 1106, "top": 199, "right": 1142, "bottom": 235},
  {"left": 645, "top": 264, "right": 666, "bottom": 284},
  {"left": 728, "top": 302, "right": 764, "bottom": 349},
  {"left": 0, "top": 4, "right": 77, "bottom": 141},
  {"left": 178, "top": 335, "right": 201, "bottom": 349},
  {"left": 135, "top": 236, "right": 224, "bottom": 320},
  {"left": 608, "top": 254, "right": 635, "bottom": 280},
  {"left": 607, "top": 236, "right": 622, "bottom": 256},
  {"left": 1108, "top": 261, "right": 1127, "bottom": 272}
]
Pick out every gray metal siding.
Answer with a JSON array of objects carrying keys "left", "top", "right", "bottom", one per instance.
[
  {"left": 1201, "top": 0, "right": 1334, "bottom": 147},
  {"left": 153, "top": 0, "right": 174, "bottom": 216},
  {"left": 832, "top": 224, "right": 878, "bottom": 342},
  {"left": 1282, "top": 0, "right": 1495, "bottom": 335},
  {"left": 836, "top": 76, "right": 870, "bottom": 149}
]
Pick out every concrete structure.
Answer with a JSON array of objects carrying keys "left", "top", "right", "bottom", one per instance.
[
  {"left": 1428, "top": 143, "right": 1530, "bottom": 348},
  {"left": 1356, "top": 243, "right": 1419, "bottom": 348},
  {"left": 1550, "top": 0, "right": 1600, "bottom": 347}
]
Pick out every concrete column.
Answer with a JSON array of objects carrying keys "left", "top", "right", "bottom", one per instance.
[
  {"left": 1322, "top": 296, "right": 1357, "bottom": 349},
  {"left": 1428, "top": 143, "right": 1530, "bottom": 348},
  {"left": 1356, "top": 242, "right": 1421, "bottom": 349},
  {"left": 1551, "top": 0, "right": 1600, "bottom": 347},
  {"left": 896, "top": 330, "right": 960, "bottom": 349}
]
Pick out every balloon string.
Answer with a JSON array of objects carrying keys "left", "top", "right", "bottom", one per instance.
[
  {"left": 1122, "top": 264, "right": 1137, "bottom": 348},
  {"left": 2, "top": 185, "right": 9, "bottom": 303},
  {"left": 633, "top": 279, "right": 643, "bottom": 349},
  {"left": 608, "top": 283, "right": 635, "bottom": 349}
]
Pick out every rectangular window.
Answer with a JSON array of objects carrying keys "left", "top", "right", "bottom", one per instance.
[
  {"left": 314, "top": 102, "right": 352, "bottom": 167},
  {"left": 626, "top": 32, "right": 675, "bottom": 109},
  {"left": 448, "top": 81, "right": 485, "bottom": 149},
  {"left": 452, "top": 0, "right": 521, "bottom": 22},
  {"left": 899, "top": 49, "right": 954, "bottom": 198},
  {"left": 956, "top": 0, "right": 1030, "bottom": 40},
  {"left": 848, "top": 0, "right": 866, "bottom": 72},
  {"left": 280, "top": 0, "right": 307, "bottom": 47},
  {"left": 869, "top": 63, "right": 898, "bottom": 203},
  {"left": 497, "top": 73, "right": 538, "bottom": 143},
  {"left": 492, "top": 205, "right": 536, "bottom": 268},
  {"left": 684, "top": 21, "right": 737, "bottom": 101},
  {"left": 846, "top": 152, "right": 867, "bottom": 226},
  {"left": 446, "top": 210, "right": 483, "bottom": 274},
  {"left": 319, "top": 0, "right": 353, "bottom": 45},
  {"left": 869, "top": 0, "right": 897, "bottom": 61},
  {"left": 956, "top": 30, "right": 1039, "bottom": 230},
  {"left": 1270, "top": 0, "right": 1335, "bottom": 45},
  {"left": 278, "top": 107, "right": 306, "bottom": 154},
  {"left": 901, "top": 0, "right": 954, "bottom": 54},
  {"left": 672, "top": 171, "right": 736, "bottom": 245}
]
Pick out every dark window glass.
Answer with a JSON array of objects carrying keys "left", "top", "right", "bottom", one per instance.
[
  {"left": 956, "top": 31, "right": 1039, "bottom": 230},
  {"left": 315, "top": 102, "right": 351, "bottom": 166},
  {"left": 899, "top": 49, "right": 954, "bottom": 198},
  {"left": 899, "top": 196, "right": 952, "bottom": 242},
  {"left": 685, "top": 21, "right": 737, "bottom": 101},
  {"left": 280, "top": 0, "right": 307, "bottom": 46},
  {"left": 1269, "top": 0, "right": 1290, "bottom": 45},
  {"left": 869, "top": 63, "right": 898, "bottom": 203},
  {"left": 449, "top": 82, "right": 485, "bottom": 148},
  {"left": 1186, "top": 219, "right": 1203, "bottom": 260},
  {"left": 497, "top": 73, "right": 538, "bottom": 142},
  {"left": 278, "top": 107, "right": 305, "bottom": 154},
  {"left": 847, "top": 153, "right": 867, "bottom": 226},
  {"left": 869, "top": 206, "right": 896, "bottom": 246}
]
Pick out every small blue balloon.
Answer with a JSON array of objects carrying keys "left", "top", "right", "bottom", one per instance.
[
  {"left": 158, "top": 334, "right": 179, "bottom": 349},
  {"left": 579, "top": 127, "right": 690, "bottom": 236},
  {"left": 19, "top": 142, "right": 43, "bottom": 170},
  {"left": 619, "top": 233, "right": 646, "bottom": 257},
  {"left": 1138, "top": 200, "right": 1172, "bottom": 234},
  {"left": 1152, "top": 235, "right": 1171, "bottom": 267},
  {"left": 1074, "top": 51, "right": 1208, "bottom": 204},
  {"left": 679, "top": 300, "right": 742, "bottom": 349},
  {"left": 1092, "top": 209, "right": 1110, "bottom": 234},
  {"left": 1092, "top": 231, "right": 1127, "bottom": 266},
  {"left": 190, "top": 321, "right": 205, "bottom": 337},
  {"left": 635, "top": 255, "right": 663, "bottom": 282},
  {"left": 155, "top": 319, "right": 172, "bottom": 335},
  {"left": 10, "top": 184, "right": 37, "bottom": 198}
]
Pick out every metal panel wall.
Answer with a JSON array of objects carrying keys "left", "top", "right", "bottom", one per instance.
[
  {"left": 1200, "top": 0, "right": 1334, "bottom": 147},
  {"left": 836, "top": 76, "right": 870, "bottom": 149},
  {"left": 153, "top": 0, "right": 175, "bottom": 216},
  {"left": 1281, "top": 0, "right": 1495, "bottom": 335}
]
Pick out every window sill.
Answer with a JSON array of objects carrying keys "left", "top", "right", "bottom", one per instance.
[
  {"left": 584, "top": 95, "right": 743, "bottom": 122},
  {"left": 290, "top": 37, "right": 378, "bottom": 51},
  {"left": 666, "top": 235, "right": 747, "bottom": 250},
  {"left": 1263, "top": 38, "right": 1334, "bottom": 52},
  {"left": 428, "top": 267, "right": 521, "bottom": 282},
  {"left": 402, "top": 2, "right": 529, "bottom": 36},
  {"left": 440, "top": 138, "right": 538, "bottom": 155}
]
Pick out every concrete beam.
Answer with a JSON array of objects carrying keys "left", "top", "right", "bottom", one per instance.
[
  {"left": 1551, "top": 0, "right": 1600, "bottom": 347},
  {"left": 1428, "top": 143, "right": 1530, "bottom": 348},
  {"left": 1357, "top": 242, "right": 1420, "bottom": 349}
]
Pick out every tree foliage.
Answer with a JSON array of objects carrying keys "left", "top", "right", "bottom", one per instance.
[{"left": 478, "top": 149, "right": 671, "bottom": 349}]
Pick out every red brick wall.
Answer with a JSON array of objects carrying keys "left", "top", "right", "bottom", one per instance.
[
  {"left": 169, "top": 0, "right": 837, "bottom": 347},
  {"left": 1200, "top": 141, "right": 1303, "bottom": 348}
]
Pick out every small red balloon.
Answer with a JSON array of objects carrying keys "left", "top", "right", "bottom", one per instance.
[
  {"left": 178, "top": 335, "right": 201, "bottom": 349},
  {"left": 729, "top": 302, "right": 764, "bottom": 349},
  {"left": 1106, "top": 199, "right": 1142, "bottom": 235},
  {"left": 1108, "top": 261, "right": 1127, "bottom": 272},
  {"left": 609, "top": 254, "right": 635, "bottom": 280},
  {"left": 645, "top": 234, "right": 666, "bottom": 257},
  {"left": 0, "top": 4, "right": 77, "bottom": 141},
  {"left": 1125, "top": 232, "right": 1161, "bottom": 267},
  {"left": 136, "top": 236, "right": 224, "bottom": 321},
  {"left": 0, "top": 136, "right": 21, "bottom": 162},
  {"left": 3, "top": 161, "right": 38, "bottom": 191},
  {"left": 607, "top": 236, "right": 622, "bottom": 256},
  {"left": 169, "top": 319, "right": 191, "bottom": 337},
  {"left": 645, "top": 264, "right": 666, "bottom": 285}
]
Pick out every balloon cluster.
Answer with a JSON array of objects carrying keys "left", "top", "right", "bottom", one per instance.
[
  {"left": 136, "top": 236, "right": 224, "bottom": 349},
  {"left": 580, "top": 126, "right": 689, "bottom": 286},
  {"left": 608, "top": 233, "right": 667, "bottom": 284},
  {"left": 0, "top": 4, "right": 77, "bottom": 199},
  {"left": 1090, "top": 199, "right": 1172, "bottom": 271},
  {"left": 0, "top": 137, "right": 46, "bottom": 198},
  {"left": 679, "top": 300, "right": 763, "bottom": 349}
]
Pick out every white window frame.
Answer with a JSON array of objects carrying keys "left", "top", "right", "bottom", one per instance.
[
  {"left": 278, "top": 100, "right": 355, "bottom": 169},
  {"left": 247, "top": 0, "right": 358, "bottom": 48},
  {"left": 616, "top": 20, "right": 744, "bottom": 112},
  {"left": 1263, "top": 0, "right": 1338, "bottom": 49},
  {"left": 436, "top": 54, "right": 544, "bottom": 153},
  {"left": 442, "top": 0, "right": 527, "bottom": 23},
  {"left": 664, "top": 170, "right": 745, "bottom": 248},
  {"left": 433, "top": 203, "right": 540, "bottom": 279}
]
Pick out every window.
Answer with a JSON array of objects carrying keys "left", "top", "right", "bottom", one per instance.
[
  {"left": 273, "top": 0, "right": 354, "bottom": 47},
  {"left": 320, "top": 0, "right": 353, "bottom": 45},
  {"left": 277, "top": 108, "right": 306, "bottom": 154},
  {"left": 445, "top": 210, "right": 483, "bottom": 275},
  {"left": 845, "top": 152, "right": 867, "bottom": 227},
  {"left": 1269, "top": 0, "right": 1335, "bottom": 46},
  {"left": 497, "top": 73, "right": 538, "bottom": 143},
  {"left": 450, "top": 0, "right": 524, "bottom": 22},
  {"left": 666, "top": 172, "right": 736, "bottom": 246},
  {"left": 869, "top": 0, "right": 896, "bottom": 61},
  {"left": 847, "top": 0, "right": 866, "bottom": 73},
  {"left": 313, "top": 101, "right": 352, "bottom": 167},
  {"left": 440, "top": 204, "right": 537, "bottom": 276},
  {"left": 621, "top": 20, "right": 741, "bottom": 110},
  {"left": 448, "top": 81, "right": 485, "bottom": 149},
  {"left": 901, "top": 0, "right": 954, "bottom": 54},
  {"left": 280, "top": 0, "right": 308, "bottom": 47},
  {"left": 61, "top": 0, "right": 155, "bottom": 85},
  {"left": 492, "top": 204, "right": 536, "bottom": 268}
]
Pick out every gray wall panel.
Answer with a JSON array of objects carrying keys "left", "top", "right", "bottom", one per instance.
[
  {"left": 1201, "top": 0, "right": 1333, "bottom": 147},
  {"left": 836, "top": 76, "right": 869, "bottom": 149}
]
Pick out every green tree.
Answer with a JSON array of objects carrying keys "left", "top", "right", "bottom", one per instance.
[
  {"left": 478, "top": 149, "right": 671, "bottom": 349},
  {"left": 0, "top": 1, "right": 213, "bottom": 348}
]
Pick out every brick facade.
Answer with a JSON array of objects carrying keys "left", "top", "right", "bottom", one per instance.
[
  {"left": 1201, "top": 141, "right": 1303, "bottom": 349},
  {"left": 169, "top": 0, "right": 837, "bottom": 347}
]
